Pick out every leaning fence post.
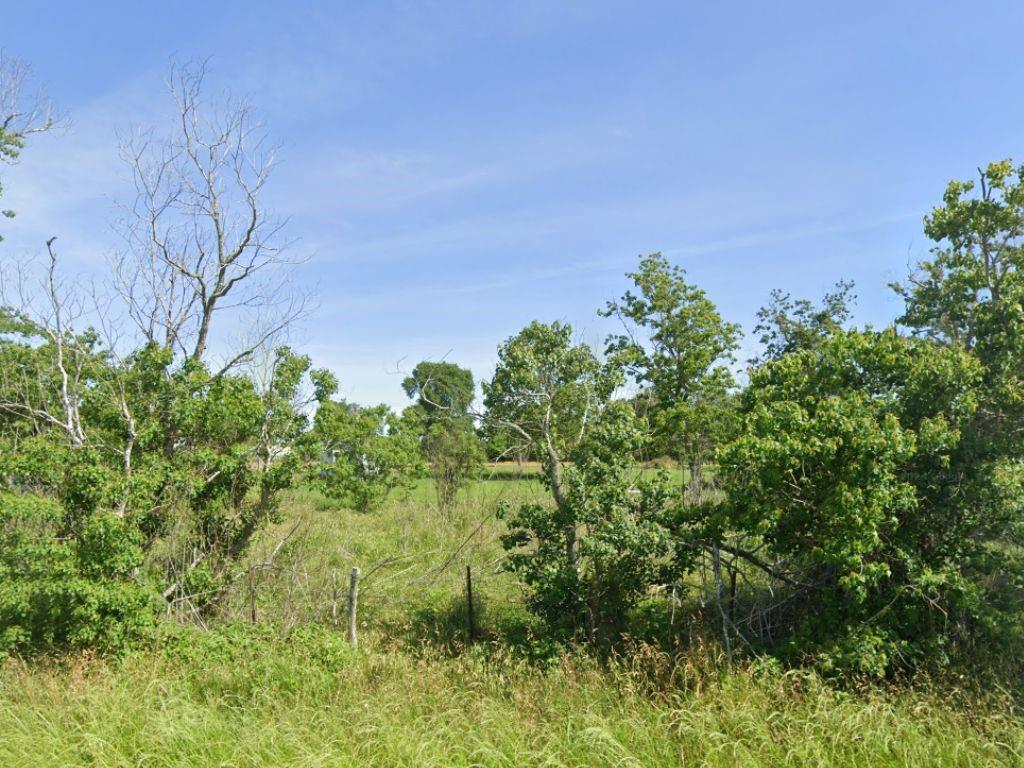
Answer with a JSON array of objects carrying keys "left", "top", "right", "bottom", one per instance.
[
  {"left": 348, "top": 566, "right": 360, "bottom": 648},
  {"left": 466, "top": 564, "right": 476, "bottom": 643}
]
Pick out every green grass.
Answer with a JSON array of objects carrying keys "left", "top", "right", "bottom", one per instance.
[
  {"left": 1, "top": 474, "right": 1023, "bottom": 767},
  {"left": 1, "top": 628, "right": 1021, "bottom": 767},
  {"left": 222, "top": 476, "right": 543, "bottom": 641}
]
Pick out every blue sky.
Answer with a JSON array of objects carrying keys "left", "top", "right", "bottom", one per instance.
[{"left": 3, "top": 1, "right": 1024, "bottom": 407}]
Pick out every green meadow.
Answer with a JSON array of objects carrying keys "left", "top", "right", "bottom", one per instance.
[{"left": 2, "top": 477, "right": 1022, "bottom": 768}]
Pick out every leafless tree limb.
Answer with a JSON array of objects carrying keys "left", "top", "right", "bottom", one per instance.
[
  {"left": 0, "top": 51, "right": 57, "bottom": 148},
  {"left": 0, "top": 242, "right": 90, "bottom": 448},
  {"left": 112, "top": 60, "right": 308, "bottom": 372}
]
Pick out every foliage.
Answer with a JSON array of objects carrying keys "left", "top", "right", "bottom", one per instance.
[
  {"left": 403, "top": 360, "right": 484, "bottom": 510},
  {"left": 483, "top": 320, "right": 619, "bottom": 471},
  {"left": 0, "top": 120, "right": 22, "bottom": 227},
  {"left": 894, "top": 159, "right": 1024, "bottom": 461},
  {"left": 888, "top": 159, "right": 1024, "bottom": 672},
  {"left": 4, "top": 44, "right": 1024, "bottom": 707},
  {"left": 499, "top": 402, "right": 674, "bottom": 645},
  {"left": 752, "top": 280, "right": 856, "bottom": 363},
  {"left": 422, "top": 418, "right": 484, "bottom": 511},
  {"left": 0, "top": 493, "right": 155, "bottom": 656},
  {"left": 894, "top": 159, "right": 1024, "bottom": 351},
  {"left": 0, "top": 57, "right": 316, "bottom": 654},
  {"left": 602, "top": 253, "right": 740, "bottom": 500},
  {"left": 402, "top": 360, "right": 475, "bottom": 415},
  {"left": 303, "top": 384, "right": 423, "bottom": 512},
  {"left": 0, "top": 313, "right": 315, "bottom": 649},
  {"left": 484, "top": 321, "right": 632, "bottom": 640},
  {"left": 716, "top": 328, "right": 1024, "bottom": 675}
]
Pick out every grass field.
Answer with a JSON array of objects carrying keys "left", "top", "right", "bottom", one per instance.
[{"left": 1, "top": 474, "right": 1023, "bottom": 767}]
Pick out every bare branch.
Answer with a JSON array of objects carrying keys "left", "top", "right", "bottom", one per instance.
[
  {"left": 112, "top": 60, "right": 309, "bottom": 368},
  {"left": 0, "top": 51, "right": 58, "bottom": 148}
]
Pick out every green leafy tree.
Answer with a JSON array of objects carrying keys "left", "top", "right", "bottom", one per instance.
[
  {"left": 485, "top": 321, "right": 666, "bottom": 644},
  {"left": 717, "top": 329, "right": 1021, "bottom": 676},
  {"left": 484, "top": 320, "right": 619, "bottom": 520},
  {"left": 402, "top": 361, "right": 475, "bottom": 415},
  {"left": 752, "top": 280, "right": 855, "bottom": 364},
  {"left": 602, "top": 253, "right": 740, "bottom": 502},
  {"left": 499, "top": 402, "right": 674, "bottom": 645},
  {"left": 894, "top": 160, "right": 1024, "bottom": 461},
  {"left": 403, "top": 361, "right": 483, "bottom": 511},
  {"left": 873, "top": 158, "right": 1024, "bottom": 677},
  {"left": 304, "top": 377, "right": 422, "bottom": 512},
  {"left": 894, "top": 159, "right": 1024, "bottom": 352}
]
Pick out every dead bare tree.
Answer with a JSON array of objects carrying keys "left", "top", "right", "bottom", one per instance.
[
  {"left": 1, "top": 52, "right": 58, "bottom": 237},
  {"left": 0, "top": 51, "right": 56, "bottom": 153},
  {"left": 0, "top": 242, "right": 91, "bottom": 449},
  {"left": 113, "top": 60, "right": 308, "bottom": 372}
]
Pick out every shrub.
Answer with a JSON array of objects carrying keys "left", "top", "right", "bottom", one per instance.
[
  {"left": 718, "top": 329, "right": 1024, "bottom": 676},
  {"left": 499, "top": 403, "right": 674, "bottom": 647},
  {"left": 0, "top": 493, "right": 155, "bottom": 656}
]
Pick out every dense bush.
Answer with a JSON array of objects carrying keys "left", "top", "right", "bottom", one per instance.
[
  {"left": 302, "top": 390, "right": 423, "bottom": 513},
  {"left": 500, "top": 403, "right": 675, "bottom": 646},
  {"left": 0, "top": 331, "right": 315, "bottom": 653},
  {"left": 716, "top": 329, "right": 1021, "bottom": 675},
  {"left": 0, "top": 493, "right": 155, "bottom": 656}
]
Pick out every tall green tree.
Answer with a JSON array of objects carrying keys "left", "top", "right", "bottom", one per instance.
[
  {"left": 894, "top": 159, "right": 1024, "bottom": 353},
  {"left": 403, "top": 361, "right": 483, "bottom": 511},
  {"left": 894, "top": 160, "right": 1024, "bottom": 460},
  {"left": 484, "top": 321, "right": 620, "bottom": 576},
  {"left": 711, "top": 162, "right": 1024, "bottom": 677},
  {"left": 484, "top": 321, "right": 619, "bottom": 513},
  {"left": 718, "top": 328, "right": 1024, "bottom": 676},
  {"left": 602, "top": 253, "right": 740, "bottom": 502},
  {"left": 752, "top": 280, "right": 855, "bottom": 364}
]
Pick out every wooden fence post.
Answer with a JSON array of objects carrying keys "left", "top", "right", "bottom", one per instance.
[
  {"left": 348, "top": 566, "right": 360, "bottom": 648},
  {"left": 466, "top": 564, "right": 476, "bottom": 643},
  {"left": 331, "top": 568, "right": 339, "bottom": 622},
  {"left": 247, "top": 565, "right": 257, "bottom": 624},
  {"left": 711, "top": 543, "right": 732, "bottom": 657}
]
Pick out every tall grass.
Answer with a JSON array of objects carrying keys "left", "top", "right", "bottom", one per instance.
[
  {"left": 221, "top": 479, "right": 540, "bottom": 639},
  {"left": 2, "top": 475, "right": 1023, "bottom": 767},
  {"left": 1, "top": 625, "right": 1022, "bottom": 767}
]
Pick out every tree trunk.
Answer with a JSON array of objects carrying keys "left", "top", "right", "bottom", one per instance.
[{"left": 544, "top": 442, "right": 578, "bottom": 575}]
